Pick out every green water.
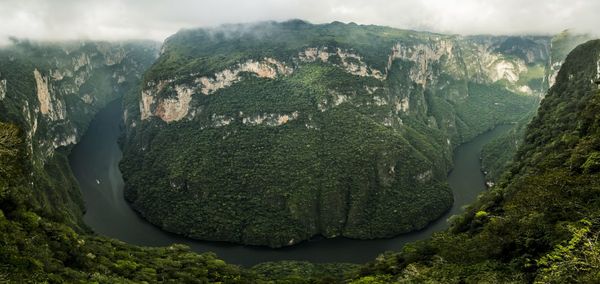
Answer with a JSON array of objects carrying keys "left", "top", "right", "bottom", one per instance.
[{"left": 69, "top": 99, "right": 512, "bottom": 266}]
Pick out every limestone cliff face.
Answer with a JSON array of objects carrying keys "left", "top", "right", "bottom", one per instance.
[
  {"left": 0, "top": 78, "right": 6, "bottom": 100},
  {"left": 299, "top": 47, "right": 385, "bottom": 79},
  {"left": 0, "top": 40, "right": 159, "bottom": 164},
  {"left": 460, "top": 36, "right": 550, "bottom": 96},
  {"left": 135, "top": 35, "right": 549, "bottom": 128},
  {"left": 139, "top": 58, "right": 292, "bottom": 123},
  {"left": 387, "top": 39, "right": 461, "bottom": 86},
  {"left": 34, "top": 68, "right": 66, "bottom": 121}
]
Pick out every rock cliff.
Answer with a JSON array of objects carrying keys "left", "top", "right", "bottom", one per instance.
[{"left": 0, "top": 39, "right": 159, "bottom": 227}]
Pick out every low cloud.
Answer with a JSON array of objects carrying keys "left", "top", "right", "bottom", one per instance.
[{"left": 1, "top": 0, "right": 598, "bottom": 44}]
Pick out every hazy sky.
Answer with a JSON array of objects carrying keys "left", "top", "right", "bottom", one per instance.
[{"left": 1, "top": 0, "right": 598, "bottom": 44}]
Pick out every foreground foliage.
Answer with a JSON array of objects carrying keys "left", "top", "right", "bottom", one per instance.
[{"left": 0, "top": 122, "right": 252, "bottom": 282}]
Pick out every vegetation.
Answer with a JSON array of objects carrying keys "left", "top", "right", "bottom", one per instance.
[
  {"left": 0, "top": 40, "right": 159, "bottom": 230},
  {"left": 122, "top": 21, "right": 542, "bottom": 247},
  {"left": 0, "top": 121, "right": 251, "bottom": 282},
  {"left": 145, "top": 20, "right": 439, "bottom": 82},
  {"left": 481, "top": 109, "right": 537, "bottom": 181},
  {"left": 4, "top": 22, "right": 597, "bottom": 283},
  {"left": 350, "top": 39, "right": 600, "bottom": 283},
  {"left": 122, "top": 65, "right": 455, "bottom": 247}
]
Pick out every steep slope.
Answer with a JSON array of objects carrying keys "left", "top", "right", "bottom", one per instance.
[
  {"left": 481, "top": 110, "right": 536, "bottom": 182},
  {"left": 547, "top": 30, "right": 594, "bottom": 87},
  {"left": 352, "top": 39, "right": 600, "bottom": 283},
  {"left": 0, "top": 121, "right": 253, "bottom": 282},
  {"left": 0, "top": 40, "right": 160, "bottom": 229},
  {"left": 121, "top": 20, "right": 545, "bottom": 247},
  {"left": 0, "top": 40, "right": 260, "bottom": 283},
  {"left": 481, "top": 30, "right": 594, "bottom": 182}
]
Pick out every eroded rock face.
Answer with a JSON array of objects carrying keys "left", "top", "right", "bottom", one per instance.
[
  {"left": 388, "top": 39, "right": 459, "bottom": 86},
  {"left": 596, "top": 58, "right": 600, "bottom": 80},
  {"left": 140, "top": 58, "right": 293, "bottom": 122},
  {"left": 465, "top": 44, "right": 525, "bottom": 84},
  {"left": 82, "top": 94, "right": 94, "bottom": 104},
  {"left": 140, "top": 88, "right": 156, "bottom": 121},
  {"left": 0, "top": 41, "right": 159, "bottom": 164},
  {"left": 242, "top": 111, "right": 300, "bottom": 126},
  {"left": 139, "top": 37, "right": 548, "bottom": 125},
  {"left": 52, "top": 132, "right": 77, "bottom": 148},
  {"left": 34, "top": 69, "right": 66, "bottom": 121},
  {"left": 487, "top": 59, "right": 527, "bottom": 83},
  {"left": 394, "top": 97, "right": 410, "bottom": 113},
  {"left": 73, "top": 53, "right": 90, "bottom": 72},
  {"left": 34, "top": 69, "right": 51, "bottom": 114},
  {"left": 299, "top": 47, "right": 330, "bottom": 62},
  {"left": 299, "top": 47, "right": 385, "bottom": 79},
  {"left": 196, "top": 70, "right": 238, "bottom": 95},
  {"left": 0, "top": 79, "right": 6, "bottom": 100},
  {"left": 155, "top": 85, "right": 194, "bottom": 122},
  {"left": 96, "top": 43, "right": 126, "bottom": 66},
  {"left": 197, "top": 58, "right": 293, "bottom": 95}
]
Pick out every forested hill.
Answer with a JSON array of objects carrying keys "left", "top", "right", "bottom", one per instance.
[
  {"left": 481, "top": 30, "right": 593, "bottom": 181},
  {"left": 351, "top": 39, "right": 600, "bottom": 283},
  {"left": 121, "top": 20, "right": 545, "bottom": 247}
]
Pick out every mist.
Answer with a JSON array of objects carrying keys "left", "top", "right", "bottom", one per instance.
[{"left": 1, "top": 0, "right": 599, "bottom": 44}]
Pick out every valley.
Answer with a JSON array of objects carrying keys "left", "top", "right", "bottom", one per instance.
[
  {"left": 0, "top": 15, "right": 598, "bottom": 282},
  {"left": 70, "top": 98, "right": 511, "bottom": 265},
  {"left": 120, "top": 21, "right": 545, "bottom": 247}
]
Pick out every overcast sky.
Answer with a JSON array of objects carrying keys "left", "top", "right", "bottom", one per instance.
[{"left": 0, "top": 0, "right": 598, "bottom": 44}]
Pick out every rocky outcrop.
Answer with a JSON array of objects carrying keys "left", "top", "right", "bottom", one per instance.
[
  {"left": 34, "top": 69, "right": 66, "bottom": 121},
  {"left": 0, "top": 41, "right": 159, "bottom": 164},
  {"left": 299, "top": 47, "right": 385, "bottom": 79},
  {"left": 140, "top": 58, "right": 293, "bottom": 122},
  {"left": 140, "top": 35, "right": 550, "bottom": 125},
  {"left": 72, "top": 53, "right": 90, "bottom": 72},
  {"left": 487, "top": 59, "right": 527, "bottom": 83},
  {"left": 394, "top": 97, "right": 410, "bottom": 113},
  {"left": 154, "top": 85, "right": 194, "bottom": 122},
  {"left": 0, "top": 79, "right": 6, "bottom": 100},
  {"left": 197, "top": 58, "right": 293, "bottom": 95},
  {"left": 241, "top": 111, "right": 300, "bottom": 126},
  {"left": 387, "top": 39, "right": 459, "bottom": 86},
  {"left": 596, "top": 58, "right": 600, "bottom": 80}
]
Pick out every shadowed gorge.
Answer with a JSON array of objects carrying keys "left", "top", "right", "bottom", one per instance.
[{"left": 69, "top": 97, "right": 512, "bottom": 265}]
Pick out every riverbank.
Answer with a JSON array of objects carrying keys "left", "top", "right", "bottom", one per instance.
[{"left": 69, "top": 99, "right": 512, "bottom": 266}]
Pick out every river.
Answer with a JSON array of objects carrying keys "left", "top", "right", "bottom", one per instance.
[{"left": 69, "top": 99, "right": 512, "bottom": 266}]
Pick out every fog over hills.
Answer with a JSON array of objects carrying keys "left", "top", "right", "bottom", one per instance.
[{"left": 1, "top": 0, "right": 599, "bottom": 44}]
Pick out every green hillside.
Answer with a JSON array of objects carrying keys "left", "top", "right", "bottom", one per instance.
[
  {"left": 351, "top": 39, "right": 600, "bottom": 283},
  {"left": 121, "top": 21, "right": 543, "bottom": 247}
]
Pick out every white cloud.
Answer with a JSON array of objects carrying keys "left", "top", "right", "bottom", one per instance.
[{"left": 0, "top": 0, "right": 598, "bottom": 44}]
